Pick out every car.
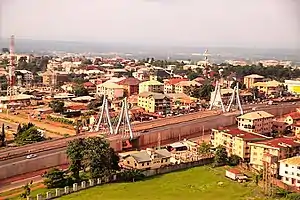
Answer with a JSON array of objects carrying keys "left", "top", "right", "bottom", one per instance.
[{"left": 26, "top": 154, "right": 37, "bottom": 159}]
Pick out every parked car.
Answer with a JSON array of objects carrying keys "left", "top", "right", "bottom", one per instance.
[{"left": 26, "top": 154, "right": 37, "bottom": 159}]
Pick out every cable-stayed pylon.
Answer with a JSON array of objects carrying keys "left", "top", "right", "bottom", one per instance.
[
  {"left": 226, "top": 81, "right": 243, "bottom": 115},
  {"left": 209, "top": 81, "right": 225, "bottom": 112},
  {"left": 94, "top": 95, "right": 114, "bottom": 134}
]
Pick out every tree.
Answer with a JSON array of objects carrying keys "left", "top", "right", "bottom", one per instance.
[
  {"left": 87, "top": 96, "right": 104, "bottom": 110},
  {"left": 119, "top": 169, "right": 145, "bottom": 182},
  {"left": 43, "top": 168, "right": 70, "bottom": 188},
  {"left": 0, "top": 123, "right": 6, "bottom": 147},
  {"left": 198, "top": 83, "right": 214, "bottom": 100},
  {"left": 14, "top": 123, "right": 45, "bottom": 145},
  {"left": 228, "top": 155, "right": 241, "bottom": 166},
  {"left": 198, "top": 142, "right": 211, "bottom": 156},
  {"left": 213, "top": 145, "right": 228, "bottom": 167},
  {"left": 49, "top": 100, "right": 65, "bottom": 113},
  {"left": 187, "top": 71, "right": 198, "bottom": 81},
  {"left": 230, "top": 81, "right": 246, "bottom": 89},
  {"left": 73, "top": 84, "right": 89, "bottom": 97},
  {"left": 67, "top": 138, "right": 86, "bottom": 181},
  {"left": 20, "top": 183, "right": 32, "bottom": 198}
]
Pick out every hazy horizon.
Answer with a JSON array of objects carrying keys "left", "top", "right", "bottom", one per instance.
[{"left": 1, "top": 0, "right": 299, "bottom": 49}]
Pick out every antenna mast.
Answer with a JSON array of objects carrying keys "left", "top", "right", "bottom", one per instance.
[{"left": 7, "top": 35, "right": 18, "bottom": 102}]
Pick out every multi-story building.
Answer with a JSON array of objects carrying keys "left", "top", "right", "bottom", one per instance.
[
  {"left": 284, "top": 112, "right": 300, "bottom": 125},
  {"left": 96, "top": 82, "right": 124, "bottom": 100},
  {"left": 117, "top": 77, "right": 140, "bottom": 96},
  {"left": 243, "top": 74, "right": 264, "bottom": 89},
  {"left": 211, "top": 128, "right": 269, "bottom": 161},
  {"left": 279, "top": 156, "right": 300, "bottom": 187},
  {"left": 237, "top": 111, "right": 274, "bottom": 135},
  {"left": 138, "top": 92, "right": 171, "bottom": 113},
  {"left": 15, "top": 70, "right": 33, "bottom": 86},
  {"left": 42, "top": 71, "right": 69, "bottom": 86},
  {"left": 175, "top": 80, "right": 201, "bottom": 94},
  {"left": 164, "top": 78, "right": 188, "bottom": 94},
  {"left": 249, "top": 137, "right": 300, "bottom": 170},
  {"left": 253, "top": 80, "right": 282, "bottom": 95},
  {"left": 121, "top": 148, "right": 171, "bottom": 170},
  {"left": 285, "top": 80, "right": 300, "bottom": 95},
  {"left": 139, "top": 80, "right": 164, "bottom": 94}
]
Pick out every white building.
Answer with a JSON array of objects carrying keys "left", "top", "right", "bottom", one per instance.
[
  {"left": 285, "top": 80, "right": 300, "bottom": 95},
  {"left": 279, "top": 157, "right": 300, "bottom": 188},
  {"left": 96, "top": 82, "right": 124, "bottom": 100}
]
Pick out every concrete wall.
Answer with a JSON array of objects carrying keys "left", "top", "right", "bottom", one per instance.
[{"left": 0, "top": 151, "right": 67, "bottom": 180}]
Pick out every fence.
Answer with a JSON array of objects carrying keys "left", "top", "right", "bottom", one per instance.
[{"left": 28, "top": 157, "right": 213, "bottom": 200}]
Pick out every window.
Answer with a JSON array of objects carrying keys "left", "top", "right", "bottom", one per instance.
[
  {"left": 142, "top": 163, "right": 144, "bottom": 166},
  {"left": 285, "top": 171, "right": 288, "bottom": 174},
  {"left": 147, "top": 162, "right": 150, "bottom": 166},
  {"left": 286, "top": 164, "right": 289, "bottom": 167},
  {"left": 286, "top": 177, "right": 289, "bottom": 181},
  {"left": 297, "top": 173, "right": 300, "bottom": 177},
  {"left": 127, "top": 161, "right": 130, "bottom": 164},
  {"left": 298, "top": 180, "right": 300, "bottom": 183}
]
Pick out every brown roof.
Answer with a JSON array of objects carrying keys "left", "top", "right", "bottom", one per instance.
[
  {"left": 218, "top": 128, "right": 268, "bottom": 141},
  {"left": 285, "top": 112, "right": 300, "bottom": 120},
  {"left": 253, "top": 137, "right": 300, "bottom": 148},
  {"left": 118, "top": 77, "right": 140, "bottom": 86},
  {"left": 165, "top": 78, "right": 188, "bottom": 85}
]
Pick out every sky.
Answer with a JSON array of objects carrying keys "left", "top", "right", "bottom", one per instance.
[{"left": 0, "top": 0, "right": 299, "bottom": 49}]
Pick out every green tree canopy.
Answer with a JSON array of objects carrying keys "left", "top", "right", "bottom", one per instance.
[
  {"left": 73, "top": 84, "right": 89, "bottom": 97},
  {"left": 213, "top": 145, "right": 228, "bottom": 167},
  {"left": 49, "top": 100, "right": 65, "bottom": 113},
  {"left": 14, "top": 123, "right": 45, "bottom": 145},
  {"left": 43, "top": 168, "right": 70, "bottom": 189}
]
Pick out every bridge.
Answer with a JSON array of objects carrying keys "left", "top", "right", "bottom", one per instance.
[{"left": 0, "top": 101, "right": 298, "bottom": 180}]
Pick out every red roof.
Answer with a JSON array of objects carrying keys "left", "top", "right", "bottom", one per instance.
[
  {"left": 83, "top": 82, "right": 95, "bottom": 87},
  {"left": 285, "top": 112, "right": 300, "bottom": 120},
  {"left": 228, "top": 168, "right": 242, "bottom": 175},
  {"left": 254, "top": 137, "right": 300, "bottom": 148},
  {"left": 165, "top": 78, "right": 188, "bottom": 85},
  {"left": 219, "top": 128, "right": 267, "bottom": 140},
  {"left": 118, "top": 77, "right": 140, "bottom": 86},
  {"left": 66, "top": 105, "right": 87, "bottom": 110}
]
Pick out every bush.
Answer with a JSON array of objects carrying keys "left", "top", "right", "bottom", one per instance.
[
  {"left": 228, "top": 155, "right": 241, "bottom": 166},
  {"left": 286, "top": 193, "right": 300, "bottom": 200},
  {"left": 118, "top": 169, "right": 145, "bottom": 182},
  {"left": 47, "top": 115, "right": 74, "bottom": 125}
]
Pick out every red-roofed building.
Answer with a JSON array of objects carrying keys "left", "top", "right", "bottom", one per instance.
[
  {"left": 83, "top": 81, "right": 96, "bottom": 92},
  {"left": 284, "top": 112, "right": 300, "bottom": 125},
  {"left": 164, "top": 78, "right": 188, "bottom": 93},
  {"left": 249, "top": 137, "right": 300, "bottom": 170},
  {"left": 117, "top": 77, "right": 140, "bottom": 96},
  {"left": 211, "top": 128, "right": 270, "bottom": 161}
]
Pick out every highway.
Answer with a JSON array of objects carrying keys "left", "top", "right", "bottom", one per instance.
[{"left": 0, "top": 102, "right": 298, "bottom": 167}]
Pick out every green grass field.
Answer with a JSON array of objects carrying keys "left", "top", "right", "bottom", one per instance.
[{"left": 58, "top": 166, "right": 274, "bottom": 200}]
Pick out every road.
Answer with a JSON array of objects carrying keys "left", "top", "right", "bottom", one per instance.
[{"left": 0, "top": 102, "right": 298, "bottom": 168}]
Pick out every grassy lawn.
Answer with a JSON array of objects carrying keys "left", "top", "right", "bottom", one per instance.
[{"left": 57, "top": 166, "right": 275, "bottom": 200}]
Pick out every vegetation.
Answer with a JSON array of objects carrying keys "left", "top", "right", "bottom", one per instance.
[
  {"left": 49, "top": 100, "right": 65, "bottom": 113},
  {"left": 228, "top": 155, "right": 241, "bottom": 166},
  {"left": 67, "top": 137, "right": 120, "bottom": 179},
  {"left": 118, "top": 169, "right": 145, "bottom": 182},
  {"left": 213, "top": 146, "right": 228, "bottom": 167},
  {"left": 46, "top": 115, "right": 74, "bottom": 125},
  {"left": 198, "top": 142, "right": 211, "bottom": 156},
  {"left": 20, "top": 182, "right": 33, "bottom": 198},
  {"left": 73, "top": 84, "right": 89, "bottom": 97},
  {"left": 58, "top": 166, "right": 274, "bottom": 200},
  {"left": 0, "top": 123, "right": 6, "bottom": 147},
  {"left": 87, "top": 98, "right": 103, "bottom": 110},
  {"left": 43, "top": 168, "right": 72, "bottom": 189},
  {"left": 14, "top": 123, "right": 45, "bottom": 145}
]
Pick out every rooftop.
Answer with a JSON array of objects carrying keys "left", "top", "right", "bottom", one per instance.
[
  {"left": 285, "top": 112, "right": 300, "bottom": 120},
  {"left": 279, "top": 156, "right": 300, "bottom": 165},
  {"left": 244, "top": 74, "right": 265, "bottom": 79},
  {"left": 216, "top": 128, "right": 269, "bottom": 141},
  {"left": 252, "top": 137, "right": 300, "bottom": 148},
  {"left": 253, "top": 80, "right": 282, "bottom": 88},
  {"left": 176, "top": 80, "right": 201, "bottom": 87},
  {"left": 237, "top": 111, "right": 274, "bottom": 120},
  {"left": 139, "top": 80, "right": 164, "bottom": 86},
  {"left": 118, "top": 77, "right": 140, "bottom": 86},
  {"left": 165, "top": 78, "right": 188, "bottom": 85},
  {"left": 129, "top": 149, "right": 171, "bottom": 163},
  {"left": 139, "top": 92, "right": 169, "bottom": 100},
  {"left": 99, "top": 82, "right": 124, "bottom": 89}
]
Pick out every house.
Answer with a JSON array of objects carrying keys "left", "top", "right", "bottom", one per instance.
[
  {"left": 236, "top": 111, "right": 275, "bottom": 135},
  {"left": 253, "top": 80, "right": 282, "bottom": 95},
  {"left": 42, "top": 71, "right": 69, "bottom": 86},
  {"left": 211, "top": 128, "right": 269, "bottom": 161},
  {"left": 96, "top": 82, "right": 124, "bottom": 100},
  {"left": 167, "top": 93, "right": 197, "bottom": 110},
  {"left": 279, "top": 156, "right": 300, "bottom": 188},
  {"left": 15, "top": 70, "right": 33, "bottom": 85},
  {"left": 243, "top": 74, "right": 264, "bottom": 89},
  {"left": 175, "top": 80, "right": 201, "bottom": 94},
  {"left": 249, "top": 137, "right": 300, "bottom": 170},
  {"left": 83, "top": 82, "right": 96, "bottom": 92},
  {"left": 284, "top": 112, "right": 300, "bottom": 125},
  {"left": 122, "top": 148, "right": 171, "bottom": 170},
  {"left": 225, "top": 168, "right": 247, "bottom": 181},
  {"left": 164, "top": 78, "right": 188, "bottom": 94},
  {"left": 139, "top": 80, "right": 164, "bottom": 94},
  {"left": 149, "top": 69, "right": 171, "bottom": 81},
  {"left": 117, "top": 77, "right": 140, "bottom": 96},
  {"left": 138, "top": 92, "right": 171, "bottom": 113}
]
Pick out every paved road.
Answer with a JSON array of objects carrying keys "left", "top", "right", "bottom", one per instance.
[{"left": 0, "top": 102, "right": 298, "bottom": 166}]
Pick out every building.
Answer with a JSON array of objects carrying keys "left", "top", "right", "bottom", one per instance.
[
  {"left": 83, "top": 81, "right": 96, "bottom": 92},
  {"left": 253, "top": 80, "right": 282, "bottom": 95},
  {"left": 237, "top": 111, "right": 275, "bottom": 135},
  {"left": 243, "top": 74, "right": 264, "bottom": 89},
  {"left": 164, "top": 78, "right": 188, "bottom": 94},
  {"left": 175, "top": 80, "right": 201, "bottom": 94},
  {"left": 284, "top": 112, "right": 300, "bottom": 125},
  {"left": 139, "top": 80, "right": 164, "bottom": 94},
  {"left": 285, "top": 80, "right": 300, "bottom": 95},
  {"left": 249, "top": 137, "right": 300, "bottom": 170},
  {"left": 138, "top": 92, "right": 171, "bottom": 113},
  {"left": 279, "top": 156, "right": 300, "bottom": 187},
  {"left": 42, "top": 71, "right": 69, "bottom": 86},
  {"left": 96, "top": 82, "right": 124, "bottom": 100},
  {"left": 167, "top": 93, "right": 197, "bottom": 110},
  {"left": 121, "top": 148, "right": 171, "bottom": 170},
  {"left": 15, "top": 70, "right": 33, "bottom": 86},
  {"left": 211, "top": 128, "right": 269, "bottom": 161},
  {"left": 117, "top": 77, "right": 140, "bottom": 96}
]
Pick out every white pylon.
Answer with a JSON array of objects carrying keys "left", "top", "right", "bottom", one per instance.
[
  {"left": 95, "top": 95, "right": 114, "bottom": 134},
  {"left": 115, "top": 97, "right": 134, "bottom": 140},
  {"left": 226, "top": 81, "right": 243, "bottom": 115},
  {"left": 209, "top": 81, "right": 225, "bottom": 112}
]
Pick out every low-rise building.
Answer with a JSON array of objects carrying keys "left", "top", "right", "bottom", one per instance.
[
  {"left": 122, "top": 148, "right": 171, "bottom": 170},
  {"left": 139, "top": 80, "right": 164, "bottom": 94},
  {"left": 96, "top": 82, "right": 124, "bottom": 100},
  {"left": 138, "top": 92, "right": 171, "bottom": 113},
  {"left": 279, "top": 156, "right": 300, "bottom": 188},
  {"left": 211, "top": 128, "right": 269, "bottom": 161},
  {"left": 253, "top": 80, "right": 282, "bottom": 95},
  {"left": 117, "top": 77, "right": 140, "bottom": 96},
  {"left": 284, "top": 112, "right": 300, "bottom": 125},
  {"left": 285, "top": 80, "right": 300, "bottom": 95},
  {"left": 175, "top": 80, "right": 201, "bottom": 94},
  {"left": 243, "top": 74, "right": 264, "bottom": 89},
  {"left": 237, "top": 111, "right": 274, "bottom": 135},
  {"left": 249, "top": 137, "right": 300, "bottom": 170},
  {"left": 164, "top": 78, "right": 188, "bottom": 94}
]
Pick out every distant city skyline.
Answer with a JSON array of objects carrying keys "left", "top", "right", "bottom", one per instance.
[{"left": 0, "top": 0, "right": 299, "bottom": 49}]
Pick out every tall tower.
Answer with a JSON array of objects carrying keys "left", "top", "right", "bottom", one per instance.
[{"left": 7, "top": 35, "right": 18, "bottom": 98}]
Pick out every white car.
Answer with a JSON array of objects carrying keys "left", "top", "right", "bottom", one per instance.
[{"left": 26, "top": 154, "right": 37, "bottom": 159}]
